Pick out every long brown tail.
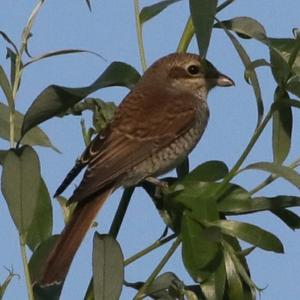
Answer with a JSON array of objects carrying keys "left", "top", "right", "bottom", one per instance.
[{"left": 39, "top": 187, "right": 113, "bottom": 286}]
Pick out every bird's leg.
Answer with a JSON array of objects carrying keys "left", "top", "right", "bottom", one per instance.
[{"left": 145, "top": 177, "right": 169, "bottom": 195}]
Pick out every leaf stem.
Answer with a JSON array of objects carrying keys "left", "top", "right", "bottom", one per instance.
[
  {"left": 134, "top": 0, "right": 147, "bottom": 72},
  {"left": 133, "top": 237, "right": 181, "bottom": 300},
  {"left": 124, "top": 233, "right": 176, "bottom": 266},
  {"left": 20, "top": 235, "right": 34, "bottom": 300}
]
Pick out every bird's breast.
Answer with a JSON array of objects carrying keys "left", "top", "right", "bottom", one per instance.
[{"left": 122, "top": 101, "right": 209, "bottom": 186}]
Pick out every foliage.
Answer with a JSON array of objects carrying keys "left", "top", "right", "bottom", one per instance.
[{"left": 0, "top": 1, "right": 300, "bottom": 299}]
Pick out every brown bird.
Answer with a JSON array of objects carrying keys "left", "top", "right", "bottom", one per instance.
[{"left": 38, "top": 52, "right": 234, "bottom": 286}]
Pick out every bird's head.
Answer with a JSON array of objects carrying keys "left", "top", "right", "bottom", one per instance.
[{"left": 141, "top": 52, "right": 234, "bottom": 97}]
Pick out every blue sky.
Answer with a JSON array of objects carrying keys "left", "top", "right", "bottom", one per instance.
[{"left": 0, "top": 1, "right": 300, "bottom": 299}]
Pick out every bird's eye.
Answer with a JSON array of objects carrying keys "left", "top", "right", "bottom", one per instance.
[{"left": 187, "top": 65, "right": 201, "bottom": 75}]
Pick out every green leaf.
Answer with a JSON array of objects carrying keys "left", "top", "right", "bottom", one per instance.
[
  {"left": 272, "top": 98, "right": 300, "bottom": 111},
  {"left": 214, "top": 17, "right": 268, "bottom": 43},
  {"left": 0, "top": 150, "right": 8, "bottom": 165},
  {"left": 24, "top": 49, "right": 104, "bottom": 68},
  {"left": 139, "top": 0, "right": 182, "bottom": 24},
  {"left": 0, "top": 65, "right": 14, "bottom": 109},
  {"left": 181, "top": 212, "right": 222, "bottom": 281},
  {"left": 29, "top": 235, "right": 59, "bottom": 284},
  {"left": 145, "top": 272, "right": 181, "bottom": 299},
  {"left": 224, "top": 247, "right": 244, "bottom": 300},
  {"left": 210, "top": 220, "right": 284, "bottom": 253},
  {"left": 168, "top": 182, "right": 220, "bottom": 222},
  {"left": 244, "top": 59, "right": 270, "bottom": 83},
  {"left": 219, "top": 192, "right": 300, "bottom": 215},
  {"left": 0, "top": 102, "right": 59, "bottom": 152},
  {"left": 269, "top": 38, "right": 300, "bottom": 94},
  {"left": 92, "top": 233, "right": 124, "bottom": 300},
  {"left": 0, "top": 31, "right": 18, "bottom": 54},
  {"left": 217, "top": 20, "right": 264, "bottom": 127},
  {"left": 223, "top": 241, "right": 258, "bottom": 299},
  {"left": 189, "top": 0, "right": 218, "bottom": 57},
  {"left": 272, "top": 87, "right": 292, "bottom": 163},
  {"left": 269, "top": 38, "right": 300, "bottom": 76},
  {"left": 269, "top": 44, "right": 291, "bottom": 86},
  {"left": 6, "top": 48, "right": 19, "bottom": 88},
  {"left": 245, "top": 162, "right": 300, "bottom": 189},
  {"left": 1, "top": 146, "right": 41, "bottom": 235},
  {"left": 30, "top": 235, "right": 62, "bottom": 300},
  {"left": 21, "top": 0, "right": 44, "bottom": 54},
  {"left": 26, "top": 178, "right": 53, "bottom": 251},
  {"left": 185, "top": 160, "right": 228, "bottom": 183},
  {"left": 200, "top": 259, "right": 226, "bottom": 300},
  {"left": 21, "top": 62, "right": 141, "bottom": 138},
  {"left": 287, "top": 75, "right": 300, "bottom": 97},
  {"left": 271, "top": 208, "right": 300, "bottom": 230}
]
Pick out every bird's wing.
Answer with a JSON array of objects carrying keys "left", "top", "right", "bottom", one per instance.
[{"left": 69, "top": 88, "right": 201, "bottom": 203}]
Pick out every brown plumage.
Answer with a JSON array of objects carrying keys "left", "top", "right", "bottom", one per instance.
[{"left": 38, "top": 52, "right": 234, "bottom": 286}]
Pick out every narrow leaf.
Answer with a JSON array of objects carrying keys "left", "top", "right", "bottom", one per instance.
[
  {"left": 0, "top": 65, "right": 14, "bottom": 109},
  {"left": 200, "top": 259, "right": 226, "bottom": 300},
  {"left": 24, "top": 49, "right": 104, "bottom": 68},
  {"left": 217, "top": 20, "right": 264, "bottom": 127},
  {"left": 244, "top": 59, "right": 270, "bottom": 83},
  {"left": 214, "top": 17, "right": 268, "bottom": 43},
  {"left": 0, "top": 31, "right": 18, "bottom": 53},
  {"left": 272, "top": 87, "right": 292, "bottom": 163},
  {"left": 189, "top": 0, "right": 218, "bottom": 57},
  {"left": 245, "top": 162, "right": 300, "bottom": 189},
  {"left": 1, "top": 146, "right": 41, "bottom": 235},
  {"left": 6, "top": 48, "right": 19, "bottom": 87},
  {"left": 219, "top": 194, "right": 300, "bottom": 215},
  {"left": 26, "top": 178, "right": 53, "bottom": 251},
  {"left": 92, "top": 233, "right": 124, "bottom": 300},
  {"left": 140, "top": 0, "right": 182, "bottom": 24},
  {"left": 271, "top": 208, "right": 300, "bottom": 230},
  {"left": 21, "top": 0, "right": 44, "bottom": 53},
  {"left": 0, "top": 102, "right": 59, "bottom": 152},
  {"left": 224, "top": 248, "right": 244, "bottom": 300},
  {"left": 21, "top": 62, "right": 141, "bottom": 138},
  {"left": 224, "top": 241, "right": 258, "bottom": 298},
  {"left": 211, "top": 220, "right": 284, "bottom": 253}
]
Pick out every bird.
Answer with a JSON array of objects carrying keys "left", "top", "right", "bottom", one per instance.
[{"left": 37, "top": 52, "right": 234, "bottom": 286}]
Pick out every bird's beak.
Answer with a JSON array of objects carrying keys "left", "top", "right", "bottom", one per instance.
[{"left": 216, "top": 73, "right": 235, "bottom": 87}]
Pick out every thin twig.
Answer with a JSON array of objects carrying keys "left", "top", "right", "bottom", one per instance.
[
  {"left": 124, "top": 233, "right": 176, "bottom": 266},
  {"left": 215, "top": 108, "right": 274, "bottom": 199},
  {"left": 133, "top": 237, "right": 181, "bottom": 300}
]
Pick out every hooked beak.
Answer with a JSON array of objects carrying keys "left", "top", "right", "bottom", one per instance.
[{"left": 216, "top": 73, "right": 235, "bottom": 87}]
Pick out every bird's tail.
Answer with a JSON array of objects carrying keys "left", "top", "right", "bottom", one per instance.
[{"left": 37, "top": 187, "right": 113, "bottom": 287}]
